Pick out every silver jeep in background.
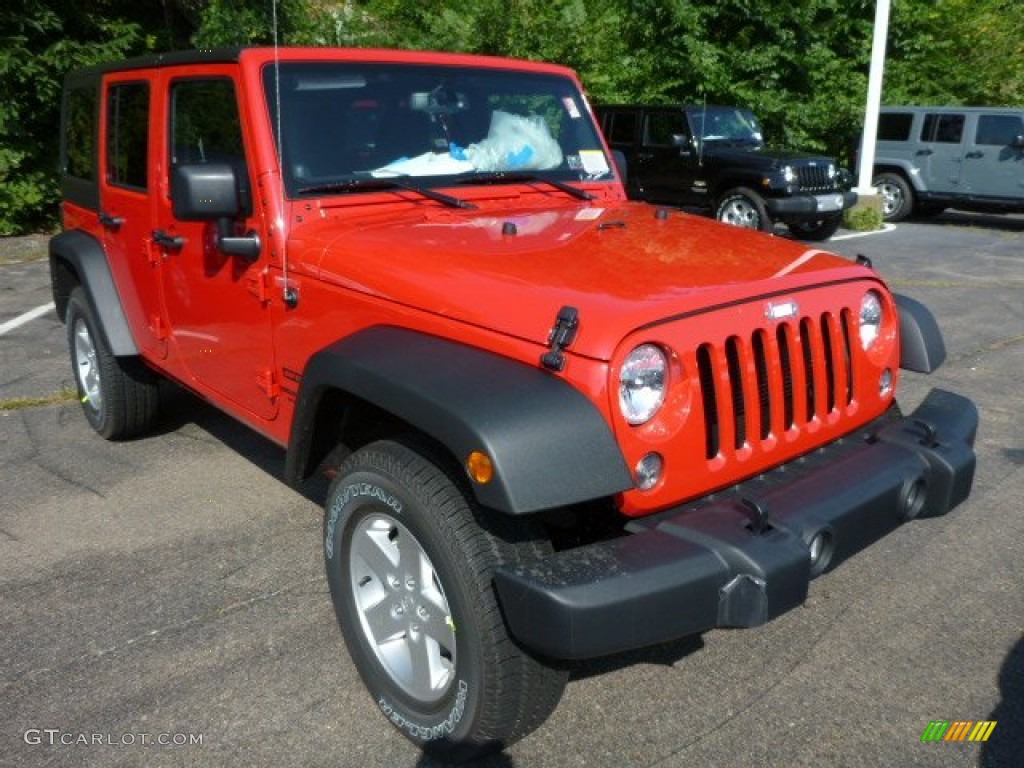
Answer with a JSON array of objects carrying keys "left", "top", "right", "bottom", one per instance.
[{"left": 871, "top": 106, "right": 1024, "bottom": 222}]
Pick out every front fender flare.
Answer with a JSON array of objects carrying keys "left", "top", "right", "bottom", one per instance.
[
  {"left": 895, "top": 294, "right": 946, "bottom": 373},
  {"left": 285, "top": 327, "right": 633, "bottom": 515}
]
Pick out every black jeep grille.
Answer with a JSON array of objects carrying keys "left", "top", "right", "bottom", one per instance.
[
  {"left": 695, "top": 310, "right": 855, "bottom": 459},
  {"left": 796, "top": 164, "right": 833, "bottom": 193}
]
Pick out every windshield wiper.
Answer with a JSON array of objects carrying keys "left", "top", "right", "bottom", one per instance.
[
  {"left": 457, "top": 172, "right": 594, "bottom": 201},
  {"left": 296, "top": 178, "right": 476, "bottom": 209}
]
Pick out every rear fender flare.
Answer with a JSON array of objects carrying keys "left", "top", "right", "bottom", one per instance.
[{"left": 49, "top": 230, "right": 138, "bottom": 356}]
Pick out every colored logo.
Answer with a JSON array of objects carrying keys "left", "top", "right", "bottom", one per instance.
[{"left": 921, "top": 720, "right": 997, "bottom": 742}]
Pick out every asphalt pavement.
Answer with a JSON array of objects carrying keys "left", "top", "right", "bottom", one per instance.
[{"left": 2, "top": 213, "right": 1021, "bottom": 768}]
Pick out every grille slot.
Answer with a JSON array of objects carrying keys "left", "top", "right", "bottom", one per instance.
[
  {"left": 796, "top": 164, "right": 832, "bottom": 192},
  {"left": 698, "top": 311, "right": 854, "bottom": 459}
]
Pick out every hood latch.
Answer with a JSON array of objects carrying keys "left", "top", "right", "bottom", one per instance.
[{"left": 541, "top": 306, "right": 579, "bottom": 372}]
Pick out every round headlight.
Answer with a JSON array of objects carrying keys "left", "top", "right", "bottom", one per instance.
[
  {"left": 782, "top": 165, "right": 797, "bottom": 184},
  {"left": 859, "top": 291, "right": 884, "bottom": 349},
  {"left": 619, "top": 344, "right": 668, "bottom": 425}
]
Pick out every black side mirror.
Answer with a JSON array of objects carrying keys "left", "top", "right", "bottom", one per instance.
[
  {"left": 171, "top": 164, "right": 261, "bottom": 261},
  {"left": 671, "top": 133, "right": 692, "bottom": 151},
  {"left": 1012, "top": 134, "right": 1024, "bottom": 149}
]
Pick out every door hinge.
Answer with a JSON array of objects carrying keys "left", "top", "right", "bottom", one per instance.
[
  {"left": 256, "top": 369, "right": 280, "bottom": 399},
  {"left": 145, "top": 238, "right": 161, "bottom": 266},
  {"left": 149, "top": 314, "right": 168, "bottom": 341},
  {"left": 246, "top": 269, "right": 271, "bottom": 304}
]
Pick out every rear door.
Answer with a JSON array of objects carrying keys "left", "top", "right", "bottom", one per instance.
[
  {"left": 960, "top": 112, "right": 1024, "bottom": 201},
  {"left": 98, "top": 75, "right": 164, "bottom": 356},
  {"left": 917, "top": 111, "right": 966, "bottom": 195}
]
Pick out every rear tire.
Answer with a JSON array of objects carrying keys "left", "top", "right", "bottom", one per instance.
[
  {"left": 323, "top": 439, "right": 567, "bottom": 762},
  {"left": 65, "top": 286, "right": 158, "bottom": 440},
  {"left": 873, "top": 172, "right": 913, "bottom": 222},
  {"left": 715, "top": 187, "right": 772, "bottom": 232}
]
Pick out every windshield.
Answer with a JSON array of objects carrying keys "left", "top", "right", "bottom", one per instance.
[
  {"left": 687, "top": 107, "right": 764, "bottom": 146},
  {"left": 263, "top": 62, "right": 614, "bottom": 197}
]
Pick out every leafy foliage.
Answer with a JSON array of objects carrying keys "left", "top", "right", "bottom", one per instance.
[{"left": 2, "top": 0, "right": 1023, "bottom": 234}]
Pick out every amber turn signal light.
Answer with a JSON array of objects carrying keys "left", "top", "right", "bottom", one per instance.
[{"left": 466, "top": 451, "right": 494, "bottom": 484}]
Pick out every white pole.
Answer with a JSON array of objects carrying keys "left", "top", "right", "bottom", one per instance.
[{"left": 856, "top": 0, "right": 891, "bottom": 195}]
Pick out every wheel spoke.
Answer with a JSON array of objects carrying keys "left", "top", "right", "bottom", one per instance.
[
  {"left": 361, "top": 594, "right": 405, "bottom": 643},
  {"left": 353, "top": 517, "right": 400, "bottom": 582}
]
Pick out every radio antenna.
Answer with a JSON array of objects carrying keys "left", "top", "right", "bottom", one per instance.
[{"left": 272, "top": 0, "right": 297, "bottom": 307}]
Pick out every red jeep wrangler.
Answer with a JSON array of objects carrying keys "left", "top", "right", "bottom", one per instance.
[{"left": 51, "top": 47, "right": 977, "bottom": 761}]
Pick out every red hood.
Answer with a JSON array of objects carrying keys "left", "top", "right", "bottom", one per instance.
[{"left": 295, "top": 200, "right": 874, "bottom": 361}]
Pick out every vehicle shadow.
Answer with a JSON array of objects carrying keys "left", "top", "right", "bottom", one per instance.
[
  {"left": 570, "top": 634, "right": 705, "bottom": 681},
  {"left": 980, "top": 634, "right": 1023, "bottom": 768},
  {"left": 152, "top": 381, "right": 330, "bottom": 505},
  {"left": 918, "top": 211, "right": 1024, "bottom": 233}
]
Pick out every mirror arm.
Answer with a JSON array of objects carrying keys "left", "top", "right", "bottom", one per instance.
[{"left": 215, "top": 218, "right": 261, "bottom": 261}]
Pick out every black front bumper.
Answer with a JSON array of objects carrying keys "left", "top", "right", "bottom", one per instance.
[
  {"left": 764, "top": 189, "right": 858, "bottom": 218},
  {"left": 494, "top": 389, "right": 977, "bottom": 660}
]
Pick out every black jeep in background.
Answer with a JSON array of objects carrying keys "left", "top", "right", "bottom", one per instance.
[{"left": 597, "top": 104, "right": 856, "bottom": 240}]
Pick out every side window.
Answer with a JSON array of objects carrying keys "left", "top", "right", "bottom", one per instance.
[
  {"left": 170, "top": 78, "right": 245, "bottom": 168},
  {"left": 65, "top": 86, "right": 97, "bottom": 181},
  {"left": 608, "top": 112, "right": 637, "bottom": 144},
  {"left": 921, "top": 113, "right": 965, "bottom": 144},
  {"left": 975, "top": 114, "right": 1024, "bottom": 146},
  {"left": 877, "top": 112, "right": 913, "bottom": 142},
  {"left": 644, "top": 112, "right": 683, "bottom": 147},
  {"left": 106, "top": 82, "right": 149, "bottom": 190}
]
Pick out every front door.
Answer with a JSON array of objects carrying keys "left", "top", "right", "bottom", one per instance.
[
  {"left": 636, "top": 110, "right": 699, "bottom": 204},
  {"left": 960, "top": 112, "right": 1024, "bottom": 201},
  {"left": 153, "top": 71, "right": 278, "bottom": 421}
]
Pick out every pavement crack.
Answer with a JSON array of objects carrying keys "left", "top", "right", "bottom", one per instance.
[
  {"left": 954, "top": 332, "right": 1024, "bottom": 364},
  {"left": 1, "top": 576, "right": 324, "bottom": 693}
]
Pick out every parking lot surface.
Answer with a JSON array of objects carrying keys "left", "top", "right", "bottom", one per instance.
[{"left": 2, "top": 214, "right": 1022, "bottom": 767}]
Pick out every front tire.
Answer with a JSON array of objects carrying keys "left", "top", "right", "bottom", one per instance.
[
  {"left": 787, "top": 212, "right": 842, "bottom": 241},
  {"left": 873, "top": 171, "right": 914, "bottom": 222},
  {"left": 323, "top": 439, "right": 567, "bottom": 762},
  {"left": 65, "top": 286, "right": 158, "bottom": 440},
  {"left": 715, "top": 187, "right": 772, "bottom": 232}
]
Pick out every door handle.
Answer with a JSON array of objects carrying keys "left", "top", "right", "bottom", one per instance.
[
  {"left": 965, "top": 151, "right": 984, "bottom": 159},
  {"left": 99, "top": 211, "right": 125, "bottom": 230},
  {"left": 637, "top": 152, "right": 654, "bottom": 161},
  {"left": 152, "top": 229, "right": 186, "bottom": 250},
  {"left": 915, "top": 149, "right": 933, "bottom": 157}
]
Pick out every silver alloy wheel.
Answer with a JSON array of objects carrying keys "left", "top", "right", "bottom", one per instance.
[
  {"left": 876, "top": 180, "right": 903, "bottom": 217},
  {"left": 350, "top": 512, "right": 456, "bottom": 703},
  {"left": 73, "top": 317, "right": 102, "bottom": 412},
  {"left": 718, "top": 197, "right": 760, "bottom": 229}
]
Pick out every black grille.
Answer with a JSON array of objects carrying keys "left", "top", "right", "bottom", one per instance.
[
  {"left": 796, "top": 164, "right": 833, "bottom": 192},
  {"left": 698, "top": 311, "right": 855, "bottom": 459}
]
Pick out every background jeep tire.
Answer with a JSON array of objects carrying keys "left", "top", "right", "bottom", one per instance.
[
  {"left": 873, "top": 171, "right": 914, "bottom": 222},
  {"left": 323, "top": 439, "right": 567, "bottom": 762},
  {"left": 66, "top": 286, "right": 159, "bottom": 440},
  {"left": 787, "top": 212, "right": 843, "bottom": 241},
  {"left": 715, "top": 187, "right": 772, "bottom": 232}
]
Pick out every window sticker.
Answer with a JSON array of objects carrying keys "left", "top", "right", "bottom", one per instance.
[
  {"left": 579, "top": 150, "right": 610, "bottom": 175},
  {"left": 562, "top": 97, "right": 581, "bottom": 120}
]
